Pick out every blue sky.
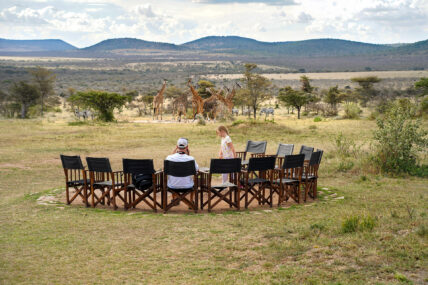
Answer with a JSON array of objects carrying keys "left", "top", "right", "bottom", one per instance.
[{"left": 0, "top": 0, "right": 427, "bottom": 48}]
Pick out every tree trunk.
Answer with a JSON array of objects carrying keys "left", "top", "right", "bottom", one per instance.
[
  {"left": 41, "top": 95, "right": 44, "bottom": 117},
  {"left": 297, "top": 107, "right": 301, "bottom": 119},
  {"left": 21, "top": 104, "right": 27, "bottom": 118},
  {"left": 253, "top": 105, "right": 257, "bottom": 119}
]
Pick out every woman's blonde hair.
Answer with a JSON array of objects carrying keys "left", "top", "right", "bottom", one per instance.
[{"left": 217, "top": 125, "right": 229, "bottom": 135}]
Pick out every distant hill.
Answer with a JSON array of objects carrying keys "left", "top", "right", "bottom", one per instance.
[
  {"left": 182, "top": 36, "right": 393, "bottom": 56},
  {"left": 0, "top": 38, "right": 77, "bottom": 52},
  {"left": 391, "top": 39, "right": 428, "bottom": 55},
  {"left": 83, "top": 38, "right": 184, "bottom": 52}
]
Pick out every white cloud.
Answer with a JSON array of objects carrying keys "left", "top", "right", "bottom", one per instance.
[{"left": 0, "top": 0, "right": 427, "bottom": 47}]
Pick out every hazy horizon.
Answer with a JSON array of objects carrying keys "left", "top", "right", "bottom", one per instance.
[{"left": 1, "top": 0, "right": 427, "bottom": 48}]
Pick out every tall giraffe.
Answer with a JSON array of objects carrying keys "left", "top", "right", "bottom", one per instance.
[
  {"left": 203, "top": 91, "right": 220, "bottom": 121},
  {"left": 153, "top": 80, "right": 166, "bottom": 120},
  {"left": 187, "top": 79, "right": 204, "bottom": 119},
  {"left": 209, "top": 87, "right": 231, "bottom": 113},
  {"left": 172, "top": 92, "right": 188, "bottom": 122}
]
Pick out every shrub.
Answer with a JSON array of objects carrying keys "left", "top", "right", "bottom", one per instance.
[
  {"left": 69, "top": 91, "right": 131, "bottom": 122},
  {"left": 342, "top": 215, "right": 375, "bottom": 233},
  {"left": 360, "top": 215, "right": 376, "bottom": 231},
  {"left": 342, "top": 103, "right": 362, "bottom": 119},
  {"left": 342, "top": 216, "right": 360, "bottom": 233},
  {"left": 337, "top": 160, "right": 354, "bottom": 172},
  {"left": 309, "top": 125, "right": 317, "bottom": 130},
  {"left": 334, "top": 132, "right": 360, "bottom": 158},
  {"left": 195, "top": 114, "right": 206, "bottom": 126},
  {"left": 313, "top": 116, "right": 322, "bottom": 122},
  {"left": 418, "top": 96, "right": 428, "bottom": 117},
  {"left": 372, "top": 101, "right": 428, "bottom": 175}
]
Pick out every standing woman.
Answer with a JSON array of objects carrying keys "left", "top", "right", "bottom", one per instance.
[{"left": 216, "top": 125, "right": 236, "bottom": 183}]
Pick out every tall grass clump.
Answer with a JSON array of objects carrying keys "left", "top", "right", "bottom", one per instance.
[
  {"left": 372, "top": 101, "right": 428, "bottom": 176},
  {"left": 342, "top": 103, "right": 362, "bottom": 119}
]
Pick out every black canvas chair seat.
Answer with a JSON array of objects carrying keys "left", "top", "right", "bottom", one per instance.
[
  {"left": 248, "top": 177, "right": 269, "bottom": 184},
  {"left": 94, "top": 181, "right": 124, "bottom": 187},
  {"left": 167, "top": 187, "right": 193, "bottom": 193},
  {"left": 67, "top": 179, "right": 90, "bottom": 187},
  {"left": 273, "top": 178, "right": 298, "bottom": 184},
  {"left": 212, "top": 181, "right": 237, "bottom": 189}
]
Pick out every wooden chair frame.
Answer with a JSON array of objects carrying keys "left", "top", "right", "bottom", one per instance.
[
  {"left": 86, "top": 157, "right": 126, "bottom": 209},
  {"left": 200, "top": 158, "right": 241, "bottom": 212},
  {"left": 276, "top": 154, "right": 305, "bottom": 204},
  {"left": 162, "top": 160, "right": 198, "bottom": 213},
  {"left": 60, "top": 155, "right": 90, "bottom": 207},
  {"left": 239, "top": 157, "right": 275, "bottom": 208}
]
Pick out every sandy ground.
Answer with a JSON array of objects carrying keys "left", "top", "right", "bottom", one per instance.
[{"left": 203, "top": 70, "right": 428, "bottom": 80}]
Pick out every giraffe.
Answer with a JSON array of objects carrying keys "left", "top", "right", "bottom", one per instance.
[
  {"left": 209, "top": 87, "right": 233, "bottom": 113},
  {"left": 172, "top": 92, "right": 188, "bottom": 122},
  {"left": 153, "top": 80, "right": 166, "bottom": 120},
  {"left": 187, "top": 79, "right": 204, "bottom": 120},
  {"left": 203, "top": 91, "right": 220, "bottom": 121}
]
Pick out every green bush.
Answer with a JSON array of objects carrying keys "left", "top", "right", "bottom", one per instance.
[
  {"left": 419, "top": 96, "right": 428, "bottom": 117},
  {"left": 313, "top": 116, "right": 322, "bottom": 122},
  {"left": 360, "top": 215, "right": 376, "bottom": 231},
  {"left": 342, "top": 216, "right": 360, "bottom": 233},
  {"left": 342, "top": 103, "right": 362, "bottom": 119},
  {"left": 337, "top": 160, "right": 354, "bottom": 172},
  {"left": 342, "top": 215, "right": 375, "bottom": 233},
  {"left": 334, "top": 132, "right": 360, "bottom": 158},
  {"left": 372, "top": 101, "right": 428, "bottom": 175}
]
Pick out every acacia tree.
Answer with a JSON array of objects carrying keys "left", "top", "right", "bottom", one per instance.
[
  {"left": 30, "top": 66, "right": 56, "bottom": 116},
  {"left": 197, "top": 80, "right": 215, "bottom": 99},
  {"left": 240, "top": 63, "right": 271, "bottom": 119},
  {"left": 415, "top": 77, "right": 428, "bottom": 96},
  {"left": 351, "top": 76, "right": 381, "bottom": 106},
  {"left": 69, "top": 91, "right": 131, "bottom": 121},
  {"left": 278, "top": 86, "right": 308, "bottom": 119},
  {"left": 324, "top": 85, "right": 343, "bottom": 109},
  {"left": 10, "top": 81, "right": 40, "bottom": 118}
]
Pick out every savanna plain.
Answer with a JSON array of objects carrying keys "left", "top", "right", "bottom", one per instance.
[{"left": 0, "top": 112, "right": 427, "bottom": 284}]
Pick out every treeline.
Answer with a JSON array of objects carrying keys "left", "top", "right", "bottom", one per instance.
[{"left": 0, "top": 67, "right": 58, "bottom": 118}]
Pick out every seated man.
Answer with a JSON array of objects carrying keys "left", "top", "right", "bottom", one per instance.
[{"left": 165, "top": 138, "right": 199, "bottom": 190}]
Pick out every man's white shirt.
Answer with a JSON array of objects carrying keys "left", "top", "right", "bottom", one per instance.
[{"left": 165, "top": 153, "right": 199, "bottom": 189}]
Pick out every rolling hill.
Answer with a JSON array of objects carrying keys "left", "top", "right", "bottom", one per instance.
[
  {"left": 0, "top": 39, "right": 77, "bottom": 52},
  {"left": 182, "top": 36, "right": 394, "bottom": 56},
  {"left": 83, "top": 38, "right": 184, "bottom": 52}
]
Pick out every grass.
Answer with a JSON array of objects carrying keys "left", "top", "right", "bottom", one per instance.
[{"left": 0, "top": 114, "right": 427, "bottom": 284}]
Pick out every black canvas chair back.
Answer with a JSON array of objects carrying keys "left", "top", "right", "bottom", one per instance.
[
  {"left": 123, "top": 159, "right": 159, "bottom": 212},
  {"left": 86, "top": 157, "right": 112, "bottom": 173},
  {"left": 317, "top": 149, "right": 324, "bottom": 164},
  {"left": 282, "top": 154, "right": 305, "bottom": 170},
  {"left": 123, "top": 159, "right": 155, "bottom": 175},
  {"left": 309, "top": 151, "right": 322, "bottom": 166},
  {"left": 163, "top": 160, "right": 198, "bottom": 213},
  {"left": 299, "top": 145, "right": 314, "bottom": 160},
  {"left": 210, "top": 158, "right": 241, "bottom": 174},
  {"left": 276, "top": 144, "right": 294, "bottom": 157},
  {"left": 248, "top": 156, "right": 276, "bottom": 172},
  {"left": 246, "top": 140, "right": 267, "bottom": 154},
  {"left": 164, "top": 160, "right": 196, "bottom": 177},
  {"left": 60, "top": 155, "right": 84, "bottom": 170}
]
